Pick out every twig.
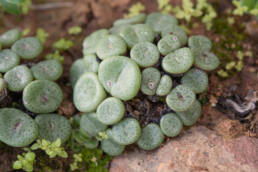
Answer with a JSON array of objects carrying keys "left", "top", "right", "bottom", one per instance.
[{"left": 30, "top": 2, "right": 73, "bottom": 10}]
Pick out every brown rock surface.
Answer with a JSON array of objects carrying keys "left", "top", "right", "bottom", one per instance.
[{"left": 110, "top": 126, "right": 258, "bottom": 172}]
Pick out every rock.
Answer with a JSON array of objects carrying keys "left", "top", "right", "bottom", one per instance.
[{"left": 110, "top": 126, "right": 258, "bottom": 172}]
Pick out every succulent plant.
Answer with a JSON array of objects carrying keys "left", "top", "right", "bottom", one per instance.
[
  {"left": 181, "top": 68, "right": 208, "bottom": 93},
  {"left": 141, "top": 67, "right": 161, "bottom": 95},
  {"left": 161, "top": 25, "right": 187, "bottom": 46},
  {"left": 69, "top": 54, "right": 99, "bottom": 88},
  {"left": 73, "top": 72, "right": 106, "bottom": 112},
  {"left": 166, "top": 85, "right": 196, "bottom": 112},
  {"left": 97, "top": 97, "right": 125, "bottom": 125},
  {"left": 96, "top": 35, "right": 127, "bottom": 60},
  {"left": 23, "top": 80, "right": 63, "bottom": 113},
  {"left": 130, "top": 42, "right": 160, "bottom": 67},
  {"left": 176, "top": 100, "right": 202, "bottom": 126},
  {"left": 137, "top": 123, "right": 164, "bottom": 150},
  {"left": 73, "top": 130, "right": 99, "bottom": 149},
  {"left": 101, "top": 129, "right": 125, "bottom": 156},
  {"left": 35, "top": 114, "right": 72, "bottom": 143},
  {"left": 194, "top": 51, "right": 220, "bottom": 71},
  {"left": 4, "top": 65, "right": 33, "bottom": 92},
  {"left": 83, "top": 29, "right": 109, "bottom": 55},
  {"left": 0, "top": 108, "right": 38, "bottom": 147},
  {"left": 188, "top": 35, "right": 212, "bottom": 53},
  {"left": 0, "top": 49, "right": 20, "bottom": 73},
  {"left": 160, "top": 113, "right": 183, "bottom": 137},
  {"left": 162, "top": 47, "right": 194, "bottom": 74},
  {"left": 145, "top": 12, "right": 178, "bottom": 33},
  {"left": 98, "top": 56, "right": 141, "bottom": 101},
  {"left": 11, "top": 37, "right": 43, "bottom": 59},
  {"left": 119, "top": 24, "right": 155, "bottom": 48},
  {"left": 156, "top": 74, "right": 173, "bottom": 96},
  {"left": 31, "top": 59, "right": 63, "bottom": 81},
  {"left": 114, "top": 13, "right": 146, "bottom": 26},
  {"left": 0, "top": 29, "right": 21, "bottom": 47},
  {"left": 80, "top": 112, "right": 107, "bottom": 137},
  {"left": 71, "top": 12, "right": 220, "bottom": 155},
  {"left": 158, "top": 35, "right": 181, "bottom": 55},
  {"left": 111, "top": 118, "right": 141, "bottom": 145}
]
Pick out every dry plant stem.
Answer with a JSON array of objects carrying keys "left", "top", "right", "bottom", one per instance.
[
  {"left": 30, "top": 2, "right": 73, "bottom": 10},
  {"left": 225, "top": 91, "right": 257, "bottom": 116}
]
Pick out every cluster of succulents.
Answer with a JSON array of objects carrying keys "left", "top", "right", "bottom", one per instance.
[
  {"left": 0, "top": 29, "right": 72, "bottom": 147},
  {"left": 70, "top": 12, "right": 219, "bottom": 156}
]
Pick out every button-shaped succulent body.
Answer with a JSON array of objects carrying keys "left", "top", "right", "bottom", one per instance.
[
  {"left": 23, "top": 80, "right": 63, "bottom": 113},
  {"left": 0, "top": 108, "right": 38, "bottom": 147},
  {"left": 141, "top": 67, "right": 161, "bottom": 96},
  {"left": 119, "top": 24, "right": 155, "bottom": 48},
  {"left": 160, "top": 113, "right": 183, "bottom": 137},
  {"left": 130, "top": 42, "right": 160, "bottom": 67},
  {"left": 83, "top": 29, "right": 109, "bottom": 55},
  {"left": 194, "top": 51, "right": 220, "bottom": 71},
  {"left": 96, "top": 35, "right": 127, "bottom": 60},
  {"left": 11, "top": 37, "right": 43, "bottom": 59},
  {"left": 35, "top": 114, "right": 72, "bottom": 143},
  {"left": 0, "top": 49, "right": 20, "bottom": 72},
  {"left": 137, "top": 123, "right": 164, "bottom": 150},
  {"left": 166, "top": 85, "right": 196, "bottom": 112},
  {"left": 111, "top": 118, "right": 141, "bottom": 145},
  {"left": 101, "top": 137, "right": 125, "bottom": 156},
  {"left": 73, "top": 130, "right": 99, "bottom": 149},
  {"left": 98, "top": 56, "right": 141, "bottom": 101},
  {"left": 188, "top": 35, "right": 212, "bottom": 53},
  {"left": 110, "top": 24, "right": 131, "bottom": 35},
  {"left": 176, "top": 100, "right": 202, "bottom": 126},
  {"left": 114, "top": 13, "right": 146, "bottom": 26},
  {"left": 181, "top": 68, "right": 208, "bottom": 93},
  {"left": 145, "top": 12, "right": 178, "bottom": 33},
  {"left": 0, "top": 29, "right": 21, "bottom": 47},
  {"left": 69, "top": 54, "right": 99, "bottom": 88},
  {"left": 74, "top": 72, "right": 106, "bottom": 112},
  {"left": 158, "top": 35, "right": 181, "bottom": 55},
  {"left": 4, "top": 65, "right": 33, "bottom": 92},
  {"left": 156, "top": 75, "right": 173, "bottom": 96},
  {"left": 80, "top": 113, "right": 107, "bottom": 137},
  {"left": 97, "top": 97, "right": 125, "bottom": 125},
  {"left": 162, "top": 47, "right": 194, "bottom": 74},
  {"left": 31, "top": 59, "right": 63, "bottom": 81},
  {"left": 161, "top": 25, "right": 187, "bottom": 45}
]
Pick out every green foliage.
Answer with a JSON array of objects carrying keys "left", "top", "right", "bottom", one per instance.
[
  {"left": 13, "top": 151, "right": 36, "bottom": 172},
  {"left": 22, "top": 28, "right": 31, "bottom": 36},
  {"left": 45, "top": 50, "right": 64, "bottom": 64},
  {"left": 0, "top": 0, "right": 31, "bottom": 15},
  {"left": 158, "top": 0, "right": 173, "bottom": 13},
  {"left": 53, "top": 38, "right": 74, "bottom": 51},
  {"left": 232, "top": 0, "right": 258, "bottom": 16},
  {"left": 31, "top": 139, "right": 68, "bottom": 158},
  {"left": 170, "top": 0, "right": 217, "bottom": 30},
  {"left": 68, "top": 26, "right": 82, "bottom": 35},
  {"left": 36, "top": 28, "right": 49, "bottom": 44},
  {"left": 70, "top": 153, "right": 83, "bottom": 171},
  {"left": 124, "top": 2, "right": 145, "bottom": 18}
]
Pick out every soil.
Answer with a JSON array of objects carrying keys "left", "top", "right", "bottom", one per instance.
[{"left": 0, "top": 0, "right": 257, "bottom": 171}]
